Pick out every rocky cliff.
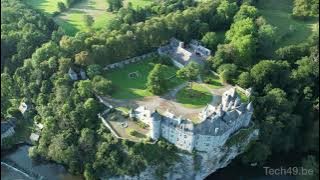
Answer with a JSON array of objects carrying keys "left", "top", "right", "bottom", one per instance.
[{"left": 107, "top": 128, "right": 259, "bottom": 180}]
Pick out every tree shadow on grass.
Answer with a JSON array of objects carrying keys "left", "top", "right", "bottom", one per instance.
[
  {"left": 176, "top": 87, "right": 212, "bottom": 108},
  {"left": 54, "top": 17, "right": 79, "bottom": 36}
]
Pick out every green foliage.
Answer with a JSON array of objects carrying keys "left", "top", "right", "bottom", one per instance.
[
  {"left": 1, "top": 0, "right": 319, "bottom": 177},
  {"left": 298, "top": 155, "right": 319, "bottom": 180},
  {"left": 237, "top": 72, "right": 252, "bottom": 88},
  {"left": 92, "top": 75, "right": 113, "bottom": 95},
  {"left": 202, "top": 73, "right": 223, "bottom": 88},
  {"left": 241, "top": 142, "right": 271, "bottom": 165},
  {"left": 176, "top": 83, "right": 212, "bottom": 108},
  {"left": 86, "top": 64, "right": 103, "bottom": 79},
  {"left": 176, "top": 62, "right": 200, "bottom": 82},
  {"left": 147, "top": 64, "right": 168, "bottom": 95},
  {"left": 77, "top": 80, "right": 93, "bottom": 97},
  {"left": 233, "top": 4, "right": 259, "bottom": 21},
  {"left": 75, "top": 51, "right": 94, "bottom": 66},
  {"left": 217, "top": 63, "right": 238, "bottom": 83},
  {"left": 57, "top": 2, "right": 67, "bottom": 12},
  {"left": 104, "top": 60, "right": 182, "bottom": 99},
  {"left": 217, "top": 0, "right": 238, "bottom": 26},
  {"left": 83, "top": 15, "right": 94, "bottom": 27},
  {"left": 275, "top": 43, "right": 309, "bottom": 63},
  {"left": 250, "top": 60, "right": 291, "bottom": 91},
  {"left": 1, "top": 0, "right": 57, "bottom": 72},
  {"left": 257, "top": 22, "right": 277, "bottom": 57},
  {"left": 107, "top": 0, "right": 124, "bottom": 12},
  {"left": 292, "top": 0, "right": 319, "bottom": 18},
  {"left": 201, "top": 32, "right": 221, "bottom": 51},
  {"left": 209, "top": 44, "right": 237, "bottom": 70}
]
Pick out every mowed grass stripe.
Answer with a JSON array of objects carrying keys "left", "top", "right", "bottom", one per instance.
[
  {"left": 256, "top": 0, "right": 318, "bottom": 53},
  {"left": 26, "top": 0, "right": 154, "bottom": 36},
  {"left": 105, "top": 59, "right": 183, "bottom": 99}
]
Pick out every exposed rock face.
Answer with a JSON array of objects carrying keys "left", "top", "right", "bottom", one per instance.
[{"left": 107, "top": 129, "right": 259, "bottom": 180}]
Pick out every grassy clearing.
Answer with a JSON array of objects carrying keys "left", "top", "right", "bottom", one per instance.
[
  {"left": 236, "top": 89, "right": 249, "bottom": 103},
  {"left": 105, "top": 58, "right": 183, "bottom": 99},
  {"left": 116, "top": 106, "right": 130, "bottom": 115},
  {"left": 125, "top": 0, "right": 153, "bottom": 9},
  {"left": 27, "top": 0, "right": 153, "bottom": 36},
  {"left": 176, "top": 83, "right": 212, "bottom": 108},
  {"left": 256, "top": 0, "right": 318, "bottom": 54},
  {"left": 26, "top": 0, "right": 66, "bottom": 14},
  {"left": 202, "top": 73, "right": 223, "bottom": 89},
  {"left": 126, "top": 128, "right": 147, "bottom": 139}
]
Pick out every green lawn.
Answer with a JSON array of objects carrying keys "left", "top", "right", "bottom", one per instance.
[
  {"left": 26, "top": 0, "right": 153, "bottom": 36},
  {"left": 116, "top": 106, "right": 130, "bottom": 115},
  {"left": 26, "top": 0, "right": 66, "bottom": 14},
  {"left": 256, "top": 0, "right": 318, "bottom": 55},
  {"left": 176, "top": 83, "right": 212, "bottom": 108},
  {"left": 202, "top": 73, "right": 223, "bottom": 89},
  {"left": 236, "top": 89, "right": 249, "bottom": 103},
  {"left": 105, "top": 58, "right": 183, "bottom": 99},
  {"left": 125, "top": 0, "right": 154, "bottom": 9}
]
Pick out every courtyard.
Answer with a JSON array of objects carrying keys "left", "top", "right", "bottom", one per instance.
[
  {"left": 99, "top": 55, "right": 233, "bottom": 124},
  {"left": 104, "top": 58, "right": 184, "bottom": 99},
  {"left": 103, "top": 110, "right": 150, "bottom": 142}
]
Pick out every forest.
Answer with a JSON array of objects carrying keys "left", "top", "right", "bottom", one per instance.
[{"left": 1, "top": 0, "right": 319, "bottom": 179}]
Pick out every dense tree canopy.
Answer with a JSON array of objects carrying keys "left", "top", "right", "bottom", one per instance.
[
  {"left": 1, "top": 0, "right": 319, "bottom": 179},
  {"left": 1, "top": 0, "right": 57, "bottom": 72}
]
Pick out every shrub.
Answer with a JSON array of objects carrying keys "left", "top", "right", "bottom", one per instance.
[
  {"left": 57, "top": 2, "right": 66, "bottom": 12},
  {"left": 217, "top": 63, "right": 238, "bottom": 83}
]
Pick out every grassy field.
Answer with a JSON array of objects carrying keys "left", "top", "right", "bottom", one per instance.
[
  {"left": 125, "top": 0, "right": 153, "bottom": 9},
  {"left": 256, "top": 0, "right": 318, "bottom": 54},
  {"left": 176, "top": 83, "right": 212, "bottom": 108},
  {"left": 236, "top": 89, "right": 249, "bottom": 103},
  {"left": 202, "top": 73, "right": 223, "bottom": 89},
  {"left": 105, "top": 58, "right": 183, "bottom": 99},
  {"left": 27, "top": 0, "right": 66, "bottom": 14},
  {"left": 26, "top": 0, "right": 152, "bottom": 36}
]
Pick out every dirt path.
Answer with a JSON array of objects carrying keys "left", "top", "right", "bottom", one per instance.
[{"left": 99, "top": 80, "right": 234, "bottom": 122}]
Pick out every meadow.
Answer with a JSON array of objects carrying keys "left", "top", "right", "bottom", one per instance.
[
  {"left": 104, "top": 59, "right": 183, "bottom": 99},
  {"left": 176, "top": 83, "right": 212, "bottom": 108},
  {"left": 256, "top": 0, "right": 318, "bottom": 55},
  {"left": 26, "top": 0, "right": 153, "bottom": 35}
]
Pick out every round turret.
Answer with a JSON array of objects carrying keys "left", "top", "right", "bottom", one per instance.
[
  {"left": 149, "top": 111, "right": 161, "bottom": 140},
  {"left": 233, "top": 97, "right": 241, "bottom": 108},
  {"left": 247, "top": 102, "right": 253, "bottom": 112}
]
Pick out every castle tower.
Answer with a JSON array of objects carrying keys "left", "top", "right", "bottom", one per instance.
[
  {"left": 233, "top": 97, "right": 241, "bottom": 108},
  {"left": 149, "top": 110, "right": 161, "bottom": 140},
  {"left": 243, "top": 102, "right": 254, "bottom": 127},
  {"left": 222, "top": 88, "right": 236, "bottom": 109}
]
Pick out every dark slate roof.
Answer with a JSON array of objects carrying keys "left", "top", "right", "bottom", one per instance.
[
  {"left": 194, "top": 115, "right": 229, "bottom": 136},
  {"left": 162, "top": 116, "right": 194, "bottom": 132}
]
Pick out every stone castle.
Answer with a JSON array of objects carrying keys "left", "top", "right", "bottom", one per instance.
[{"left": 129, "top": 88, "right": 253, "bottom": 152}]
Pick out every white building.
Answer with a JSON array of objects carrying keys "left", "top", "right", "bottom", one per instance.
[
  {"left": 158, "top": 38, "right": 211, "bottom": 68},
  {"left": 19, "top": 102, "right": 28, "bottom": 114},
  {"left": 30, "top": 133, "right": 40, "bottom": 142},
  {"left": 130, "top": 88, "right": 253, "bottom": 152},
  {"left": 68, "top": 68, "right": 78, "bottom": 81}
]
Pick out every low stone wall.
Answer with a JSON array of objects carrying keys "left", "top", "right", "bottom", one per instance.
[
  {"left": 98, "top": 113, "right": 121, "bottom": 138},
  {"left": 235, "top": 85, "right": 252, "bottom": 97},
  {"left": 103, "top": 52, "right": 157, "bottom": 71}
]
